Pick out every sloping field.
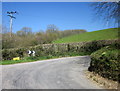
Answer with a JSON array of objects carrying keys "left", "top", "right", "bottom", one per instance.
[{"left": 53, "top": 28, "right": 119, "bottom": 43}]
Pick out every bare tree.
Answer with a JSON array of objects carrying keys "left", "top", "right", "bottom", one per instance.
[
  {"left": 46, "top": 24, "right": 59, "bottom": 33},
  {"left": 17, "top": 27, "right": 32, "bottom": 36},
  {"left": 91, "top": 2, "right": 120, "bottom": 26},
  {"left": 46, "top": 24, "right": 60, "bottom": 42}
]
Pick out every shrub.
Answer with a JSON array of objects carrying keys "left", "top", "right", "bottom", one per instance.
[
  {"left": 88, "top": 45, "right": 120, "bottom": 81},
  {"left": 2, "top": 48, "right": 26, "bottom": 60}
]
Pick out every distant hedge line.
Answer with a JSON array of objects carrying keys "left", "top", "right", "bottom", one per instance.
[{"left": 2, "top": 39, "right": 119, "bottom": 60}]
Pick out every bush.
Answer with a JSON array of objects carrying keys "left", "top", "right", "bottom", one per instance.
[
  {"left": 88, "top": 45, "right": 120, "bottom": 81},
  {"left": 2, "top": 48, "right": 26, "bottom": 60},
  {"left": 2, "top": 39, "right": 119, "bottom": 60}
]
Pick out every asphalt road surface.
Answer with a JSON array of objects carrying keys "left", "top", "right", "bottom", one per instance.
[{"left": 1, "top": 56, "right": 103, "bottom": 89}]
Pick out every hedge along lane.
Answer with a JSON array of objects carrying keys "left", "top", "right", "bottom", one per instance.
[
  {"left": 88, "top": 45, "right": 120, "bottom": 82},
  {"left": 2, "top": 39, "right": 119, "bottom": 61}
]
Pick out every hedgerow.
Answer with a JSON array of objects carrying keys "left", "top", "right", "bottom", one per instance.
[
  {"left": 2, "top": 39, "right": 119, "bottom": 61},
  {"left": 88, "top": 44, "right": 120, "bottom": 81}
]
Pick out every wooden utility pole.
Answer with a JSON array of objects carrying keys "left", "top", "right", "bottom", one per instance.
[{"left": 7, "top": 11, "right": 17, "bottom": 37}]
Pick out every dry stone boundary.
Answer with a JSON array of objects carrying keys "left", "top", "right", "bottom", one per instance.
[{"left": 2, "top": 39, "right": 119, "bottom": 60}]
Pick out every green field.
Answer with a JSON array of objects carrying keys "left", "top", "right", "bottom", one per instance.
[{"left": 53, "top": 28, "right": 119, "bottom": 43}]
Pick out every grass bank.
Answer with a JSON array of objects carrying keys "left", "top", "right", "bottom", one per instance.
[
  {"left": 1, "top": 52, "right": 81, "bottom": 65},
  {"left": 88, "top": 45, "right": 120, "bottom": 81},
  {"left": 0, "top": 56, "right": 57, "bottom": 65},
  {"left": 53, "top": 28, "right": 119, "bottom": 43}
]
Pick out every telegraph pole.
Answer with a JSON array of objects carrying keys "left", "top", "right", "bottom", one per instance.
[
  {"left": 7, "top": 11, "right": 17, "bottom": 37},
  {"left": 9, "top": 15, "right": 13, "bottom": 37}
]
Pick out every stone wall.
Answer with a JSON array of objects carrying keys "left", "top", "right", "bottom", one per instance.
[{"left": 2, "top": 39, "right": 119, "bottom": 60}]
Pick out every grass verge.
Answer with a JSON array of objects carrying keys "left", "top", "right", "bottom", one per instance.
[
  {"left": 0, "top": 53, "right": 82, "bottom": 65},
  {"left": 0, "top": 56, "right": 57, "bottom": 65}
]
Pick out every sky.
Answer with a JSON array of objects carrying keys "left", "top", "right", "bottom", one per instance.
[{"left": 2, "top": 2, "right": 116, "bottom": 33}]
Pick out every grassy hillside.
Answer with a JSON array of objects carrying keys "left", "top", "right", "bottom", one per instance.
[{"left": 53, "top": 28, "right": 119, "bottom": 43}]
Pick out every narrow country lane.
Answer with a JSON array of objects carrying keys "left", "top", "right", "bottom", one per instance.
[{"left": 2, "top": 56, "right": 103, "bottom": 89}]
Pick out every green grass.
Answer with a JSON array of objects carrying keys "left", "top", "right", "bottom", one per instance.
[
  {"left": 53, "top": 28, "right": 119, "bottom": 43},
  {"left": 0, "top": 52, "right": 83, "bottom": 65},
  {"left": 0, "top": 56, "right": 58, "bottom": 65}
]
